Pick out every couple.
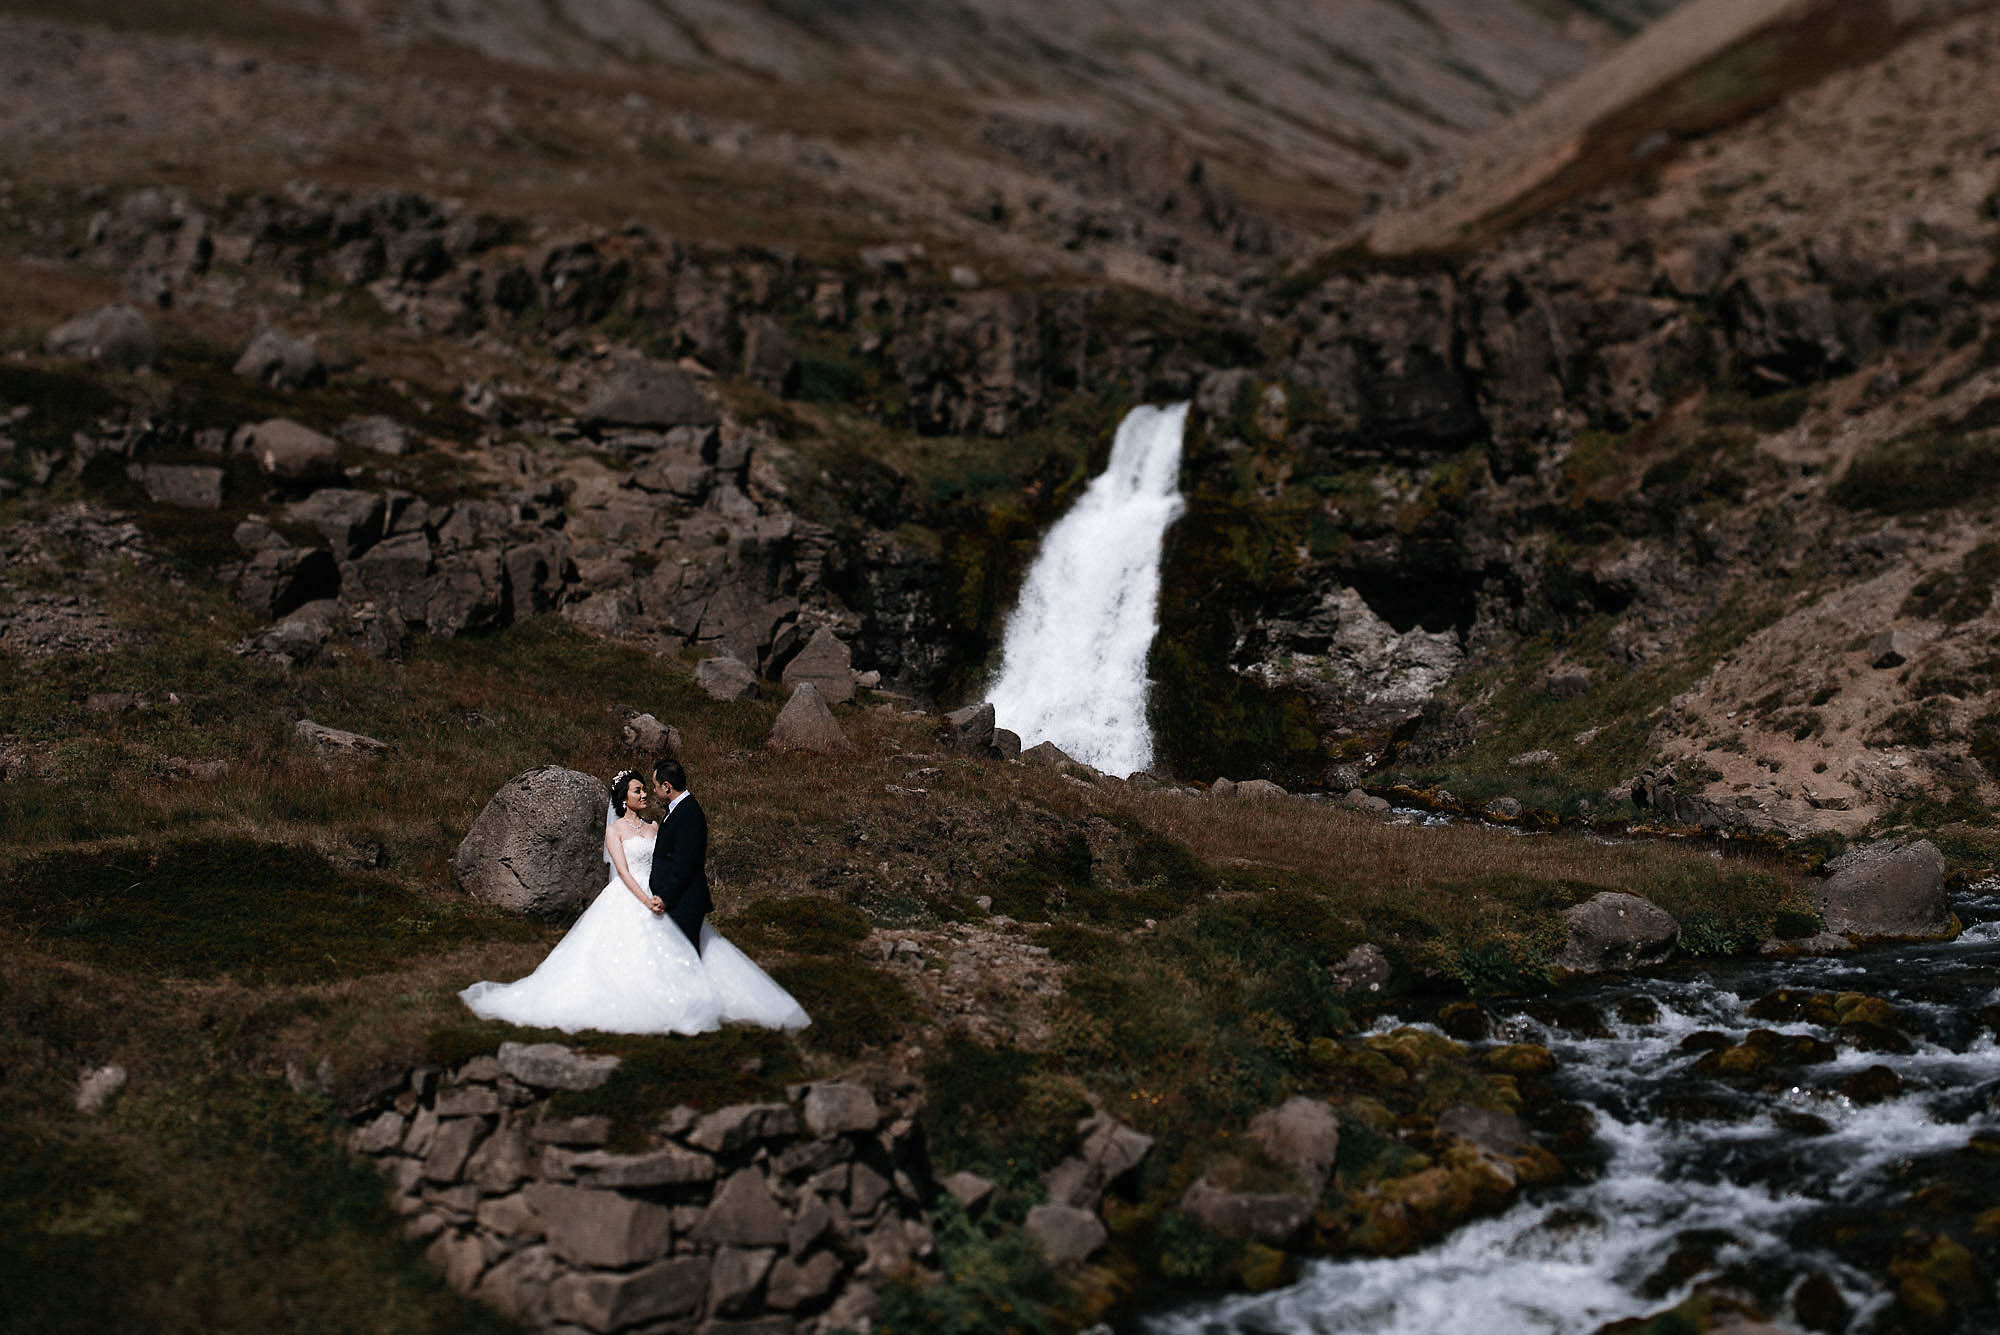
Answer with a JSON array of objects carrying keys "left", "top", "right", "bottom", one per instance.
[{"left": 460, "top": 759, "right": 810, "bottom": 1035}]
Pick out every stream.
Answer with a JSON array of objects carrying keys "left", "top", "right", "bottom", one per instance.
[{"left": 1144, "top": 887, "right": 2000, "bottom": 1334}]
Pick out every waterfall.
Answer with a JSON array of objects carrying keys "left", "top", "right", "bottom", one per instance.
[{"left": 987, "top": 402, "right": 1189, "bottom": 777}]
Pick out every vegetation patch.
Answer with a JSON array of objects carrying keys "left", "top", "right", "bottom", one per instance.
[
  {"left": 0, "top": 837, "right": 539, "bottom": 983},
  {"left": 771, "top": 957, "right": 917, "bottom": 1059},
  {"left": 1903, "top": 542, "right": 2000, "bottom": 624},
  {"left": 1830, "top": 429, "right": 2000, "bottom": 514}
]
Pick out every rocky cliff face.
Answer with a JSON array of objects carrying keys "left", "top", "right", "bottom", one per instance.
[{"left": 9, "top": 0, "right": 2000, "bottom": 842}]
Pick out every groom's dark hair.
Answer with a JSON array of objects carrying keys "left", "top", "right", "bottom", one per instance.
[{"left": 653, "top": 757, "right": 687, "bottom": 791}]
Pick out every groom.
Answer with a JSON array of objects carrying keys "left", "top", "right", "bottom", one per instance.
[{"left": 649, "top": 758, "right": 713, "bottom": 954}]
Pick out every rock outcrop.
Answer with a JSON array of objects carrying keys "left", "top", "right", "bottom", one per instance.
[
  {"left": 1554, "top": 892, "right": 1680, "bottom": 974},
  {"left": 1810, "top": 840, "right": 1954, "bottom": 940}
]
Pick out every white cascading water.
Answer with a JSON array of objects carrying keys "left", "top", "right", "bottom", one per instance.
[{"left": 987, "top": 402, "right": 1190, "bottom": 777}]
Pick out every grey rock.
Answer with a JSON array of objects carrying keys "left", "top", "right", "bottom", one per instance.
[
  {"left": 525, "top": 1182, "right": 674, "bottom": 1268},
  {"left": 294, "top": 719, "right": 389, "bottom": 759},
  {"left": 1555, "top": 891, "right": 1679, "bottom": 973},
  {"left": 1236, "top": 779, "right": 1289, "bottom": 799},
  {"left": 46, "top": 304, "right": 156, "bottom": 370},
  {"left": 1343, "top": 788, "right": 1391, "bottom": 815},
  {"left": 1023, "top": 1204, "right": 1107, "bottom": 1266},
  {"left": 465, "top": 1127, "right": 534, "bottom": 1193},
  {"left": 1330, "top": 943, "right": 1391, "bottom": 993},
  {"left": 549, "top": 1256, "right": 708, "bottom": 1331},
  {"left": 688, "top": 1102, "right": 802, "bottom": 1153},
  {"left": 787, "top": 1194, "right": 833, "bottom": 1254},
  {"left": 1483, "top": 796, "right": 1525, "bottom": 821},
  {"left": 497, "top": 1041, "right": 621, "bottom": 1091},
  {"left": 1811, "top": 839, "right": 1952, "bottom": 939},
  {"left": 434, "top": 1085, "right": 500, "bottom": 1118},
  {"left": 285, "top": 489, "right": 386, "bottom": 558},
  {"left": 695, "top": 655, "right": 759, "bottom": 701},
  {"left": 940, "top": 1170, "right": 995, "bottom": 1215},
  {"left": 341, "top": 415, "right": 417, "bottom": 456},
  {"left": 1508, "top": 749, "right": 1558, "bottom": 768},
  {"left": 764, "top": 1250, "right": 842, "bottom": 1310},
  {"left": 1210, "top": 777, "right": 1237, "bottom": 797},
  {"left": 803, "top": 1083, "right": 880, "bottom": 1137},
  {"left": 708, "top": 1245, "right": 778, "bottom": 1317},
  {"left": 1248, "top": 1097, "right": 1340, "bottom": 1196},
  {"left": 351, "top": 1109, "right": 406, "bottom": 1154},
  {"left": 769, "top": 682, "right": 853, "bottom": 754},
  {"left": 991, "top": 728, "right": 1023, "bottom": 761},
  {"left": 452, "top": 766, "right": 610, "bottom": 918},
  {"left": 583, "top": 360, "right": 719, "bottom": 428},
  {"left": 620, "top": 711, "right": 683, "bottom": 758},
  {"left": 129, "top": 463, "right": 226, "bottom": 509},
  {"left": 235, "top": 545, "right": 339, "bottom": 619},
  {"left": 563, "top": 1145, "right": 716, "bottom": 1188},
  {"left": 781, "top": 626, "right": 855, "bottom": 705},
  {"left": 947, "top": 702, "right": 995, "bottom": 752},
  {"left": 847, "top": 1162, "right": 893, "bottom": 1218},
  {"left": 425, "top": 1229, "right": 488, "bottom": 1292},
  {"left": 1020, "top": 740, "right": 1074, "bottom": 769},
  {"left": 75, "top": 1064, "right": 127, "bottom": 1114},
  {"left": 1178, "top": 1177, "right": 1313, "bottom": 1245},
  {"left": 233, "top": 327, "right": 326, "bottom": 389},
  {"left": 423, "top": 1116, "right": 488, "bottom": 1182},
  {"left": 1041, "top": 1111, "right": 1154, "bottom": 1211},
  {"left": 1436, "top": 1105, "right": 1532, "bottom": 1157},
  {"left": 473, "top": 1243, "right": 558, "bottom": 1327},
  {"left": 235, "top": 419, "right": 342, "bottom": 481},
  {"left": 532, "top": 1114, "right": 613, "bottom": 1146},
  {"left": 1870, "top": 628, "right": 1918, "bottom": 669},
  {"left": 697, "top": 1169, "right": 791, "bottom": 1247}
]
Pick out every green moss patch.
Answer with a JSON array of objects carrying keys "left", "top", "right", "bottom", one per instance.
[{"left": 771, "top": 957, "right": 917, "bottom": 1058}]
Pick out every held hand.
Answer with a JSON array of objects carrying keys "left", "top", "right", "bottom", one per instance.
[{"left": 649, "top": 896, "right": 666, "bottom": 915}]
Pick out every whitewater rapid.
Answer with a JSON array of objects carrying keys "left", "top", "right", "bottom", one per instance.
[{"left": 987, "top": 402, "right": 1188, "bottom": 776}]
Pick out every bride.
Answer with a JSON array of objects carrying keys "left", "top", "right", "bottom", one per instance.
[{"left": 460, "top": 770, "right": 810, "bottom": 1035}]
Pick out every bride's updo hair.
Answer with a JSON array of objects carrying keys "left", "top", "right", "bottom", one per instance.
[{"left": 609, "top": 769, "right": 643, "bottom": 816}]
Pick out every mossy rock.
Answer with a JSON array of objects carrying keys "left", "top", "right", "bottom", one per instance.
[{"left": 1482, "top": 1044, "right": 1557, "bottom": 1078}]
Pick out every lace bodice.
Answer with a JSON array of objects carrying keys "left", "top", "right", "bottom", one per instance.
[{"left": 620, "top": 830, "right": 655, "bottom": 875}]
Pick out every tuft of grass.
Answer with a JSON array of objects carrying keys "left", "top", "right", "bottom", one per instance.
[
  {"left": 771, "top": 957, "right": 917, "bottom": 1059},
  {"left": 1830, "top": 429, "right": 2000, "bottom": 514}
]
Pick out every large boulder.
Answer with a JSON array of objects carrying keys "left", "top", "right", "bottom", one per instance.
[
  {"left": 234, "top": 545, "right": 339, "bottom": 619},
  {"left": 769, "top": 682, "right": 852, "bottom": 755},
  {"left": 233, "top": 327, "right": 326, "bottom": 389},
  {"left": 946, "top": 702, "right": 995, "bottom": 752},
  {"left": 453, "top": 766, "right": 609, "bottom": 918},
  {"left": 1247, "top": 1097, "right": 1340, "bottom": 1196},
  {"left": 45, "top": 304, "right": 156, "bottom": 371},
  {"left": 582, "top": 361, "right": 719, "bottom": 429},
  {"left": 780, "top": 626, "right": 855, "bottom": 705},
  {"left": 1811, "top": 840, "right": 1953, "bottom": 939},
  {"left": 1554, "top": 892, "right": 1680, "bottom": 973}
]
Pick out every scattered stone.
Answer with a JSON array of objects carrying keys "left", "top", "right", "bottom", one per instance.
[
  {"left": 1811, "top": 839, "right": 1952, "bottom": 939},
  {"left": 1043, "top": 1112, "right": 1154, "bottom": 1210},
  {"left": 1508, "top": 749, "right": 1557, "bottom": 768},
  {"left": 285, "top": 489, "right": 386, "bottom": 557},
  {"left": 940, "top": 1171, "right": 995, "bottom": 1216},
  {"left": 620, "top": 711, "right": 682, "bottom": 758},
  {"left": 45, "top": 304, "right": 156, "bottom": 370},
  {"left": 1247, "top": 1097, "right": 1340, "bottom": 1195},
  {"left": 768, "top": 682, "right": 853, "bottom": 755},
  {"left": 583, "top": 360, "right": 719, "bottom": 428},
  {"left": 1211, "top": 777, "right": 1237, "bottom": 798},
  {"left": 294, "top": 719, "right": 389, "bottom": 759},
  {"left": 946, "top": 701, "right": 995, "bottom": 752},
  {"left": 497, "top": 1041, "right": 620, "bottom": 1091},
  {"left": 1330, "top": 943, "right": 1391, "bottom": 992},
  {"left": 1870, "top": 628, "right": 1917, "bottom": 669},
  {"left": 1236, "top": 779, "right": 1289, "bottom": 799},
  {"left": 233, "top": 327, "right": 326, "bottom": 389},
  {"left": 452, "top": 766, "right": 610, "bottom": 918},
  {"left": 1020, "top": 740, "right": 1074, "bottom": 769},
  {"left": 234, "top": 418, "right": 342, "bottom": 482},
  {"left": 1483, "top": 796, "right": 1524, "bottom": 821},
  {"left": 1343, "top": 788, "right": 1391, "bottom": 814},
  {"left": 1024, "top": 1204, "right": 1108, "bottom": 1266},
  {"left": 1555, "top": 892, "right": 1680, "bottom": 973},
  {"left": 696, "top": 655, "right": 759, "bottom": 701},
  {"left": 129, "top": 463, "right": 226, "bottom": 508},
  {"left": 991, "top": 728, "right": 1022, "bottom": 761},
  {"left": 85, "top": 691, "right": 139, "bottom": 714},
  {"left": 75, "top": 1064, "right": 127, "bottom": 1114},
  {"left": 781, "top": 627, "right": 855, "bottom": 705},
  {"left": 340, "top": 414, "right": 416, "bottom": 455}
]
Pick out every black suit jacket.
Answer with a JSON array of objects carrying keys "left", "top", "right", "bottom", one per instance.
[{"left": 649, "top": 793, "right": 713, "bottom": 952}]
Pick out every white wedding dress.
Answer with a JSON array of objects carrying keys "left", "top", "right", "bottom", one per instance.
[{"left": 460, "top": 830, "right": 810, "bottom": 1035}]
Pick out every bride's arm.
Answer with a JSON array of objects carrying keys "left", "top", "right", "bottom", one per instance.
[{"left": 606, "top": 825, "right": 664, "bottom": 911}]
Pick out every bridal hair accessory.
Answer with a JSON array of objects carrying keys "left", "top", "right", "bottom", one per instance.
[{"left": 605, "top": 769, "right": 641, "bottom": 864}]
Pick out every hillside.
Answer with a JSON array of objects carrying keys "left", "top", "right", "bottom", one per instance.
[{"left": 7, "top": 1, "right": 2000, "bottom": 1332}]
